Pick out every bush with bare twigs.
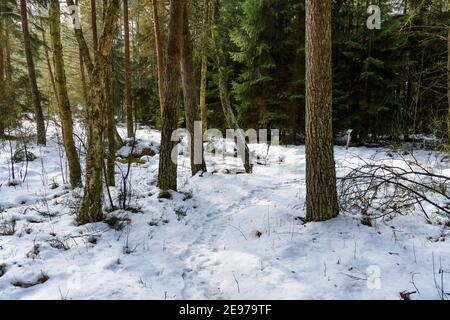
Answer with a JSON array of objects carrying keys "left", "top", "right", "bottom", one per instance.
[{"left": 339, "top": 151, "right": 450, "bottom": 225}]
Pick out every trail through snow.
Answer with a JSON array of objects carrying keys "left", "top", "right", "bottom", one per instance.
[{"left": 0, "top": 125, "right": 450, "bottom": 299}]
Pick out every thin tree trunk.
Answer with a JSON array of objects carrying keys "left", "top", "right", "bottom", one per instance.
[
  {"left": 41, "top": 29, "right": 59, "bottom": 108},
  {"left": 4, "top": 7, "right": 11, "bottom": 83},
  {"left": 78, "top": 0, "right": 121, "bottom": 224},
  {"left": 0, "top": 0, "right": 5, "bottom": 137},
  {"left": 49, "top": 0, "right": 82, "bottom": 188},
  {"left": 447, "top": 27, "right": 450, "bottom": 142},
  {"left": 106, "top": 57, "right": 116, "bottom": 187},
  {"left": 157, "top": 0, "right": 184, "bottom": 192},
  {"left": 20, "top": 0, "right": 46, "bottom": 145},
  {"left": 79, "top": 53, "right": 89, "bottom": 108},
  {"left": 91, "top": 0, "right": 98, "bottom": 51},
  {"left": 66, "top": 0, "right": 94, "bottom": 76},
  {"left": 0, "top": 0, "right": 3, "bottom": 83},
  {"left": 124, "top": 0, "right": 134, "bottom": 138},
  {"left": 305, "top": 0, "right": 338, "bottom": 221},
  {"left": 152, "top": 0, "right": 164, "bottom": 115},
  {"left": 74, "top": 0, "right": 88, "bottom": 108},
  {"left": 199, "top": 0, "right": 209, "bottom": 134},
  {"left": 180, "top": 2, "right": 207, "bottom": 175},
  {"left": 216, "top": 63, "right": 252, "bottom": 173},
  {"left": 212, "top": 0, "right": 252, "bottom": 174}
]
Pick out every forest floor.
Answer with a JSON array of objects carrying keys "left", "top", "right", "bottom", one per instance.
[{"left": 0, "top": 124, "right": 449, "bottom": 300}]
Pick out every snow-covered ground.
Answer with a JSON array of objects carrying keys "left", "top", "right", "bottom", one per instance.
[{"left": 0, "top": 124, "right": 449, "bottom": 300}]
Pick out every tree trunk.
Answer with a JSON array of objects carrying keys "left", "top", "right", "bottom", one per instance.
[
  {"left": 74, "top": 0, "right": 88, "bottom": 108},
  {"left": 4, "top": 10, "right": 10, "bottom": 83},
  {"left": 66, "top": 0, "right": 94, "bottom": 76},
  {"left": 91, "top": 0, "right": 98, "bottom": 51},
  {"left": 41, "top": 29, "right": 59, "bottom": 109},
  {"left": 124, "top": 0, "right": 134, "bottom": 138},
  {"left": 305, "top": 0, "right": 338, "bottom": 221},
  {"left": 0, "top": 0, "right": 5, "bottom": 137},
  {"left": 0, "top": 0, "right": 12, "bottom": 136},
  {"left": 157, "top": 0, "right": 184, "bottom": 192},
  {"left": 20, "top": 0, "right": 46, "bottom": 146},
  {"left": 216, "top": 62, "right": 252, "bottom": 174},
  {"left": 49, "top": 0, "right": 82, "bottom": 189},
  {"left": 79, "top": 53, "right": 89, "bottom": 108},
  {"left": 447, "top": 27, "right": 450, "bottom": 143},
  {"left": 199, "top": 0, "right": 209, "bottom": 134},
  {"left": 78, "top": 0, "right": 121, "bottom": 224},
  {"left": 212, "top": 0, "right": 252, "bottom": 174},
  {"left": 105, "top": 50, "right": 116, "bottom": 186},
  {"left": 152, "top": 0, "right": 164, "bottom": 115},
  {"left": 180, "top": 2, "right": 207, "bottom": 175}
]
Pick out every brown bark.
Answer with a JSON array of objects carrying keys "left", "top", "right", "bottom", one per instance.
[
  {"left": 78, "top": 0, "right": 121, "bottom": 224},
  {"left": 20, "top": 0, "right": 46, "bottom": 146},
  {"left": 180, "top": 2, "right": 207, "bottom": 175},
  {"left": 157, "top": 0, "right": 185, "bottom": 192},
  {"left": 124, "top": 0, "right": 134, "bottom": 138},
  {"left": 49, "top": 0, "right": 82, "bottom": 188},
  {"left": 305, "top": 0, "right": 338, "bottom": 221},
  {"left": 152, "top": 0, "right": 164, "bottom": 115}
]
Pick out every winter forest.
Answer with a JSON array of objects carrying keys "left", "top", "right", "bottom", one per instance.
[{"left": 0, "top": 0, "right": 450, "bottom": 301}]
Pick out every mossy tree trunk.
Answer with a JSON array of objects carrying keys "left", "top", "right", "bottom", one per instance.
[
  {"left": 49, "top": 0, "right": 82, "bottom": 189},
  {"left": 78, "top": 0, "right": 121, "bottom": 224},
  {"left": 305, "top": 0, "right": 338, "bottom": 222},
  {"left": 20, "top": 0, "right": 46, "bottom": 146},
  {"left": 157, "top": 0, "right": 185, "bottom": 192},
  {"left": 68, "top": 0, "right": 124, "bottom": 151},
  {"left": 180, "top": 2, "right": 207, "bottom": 175}
]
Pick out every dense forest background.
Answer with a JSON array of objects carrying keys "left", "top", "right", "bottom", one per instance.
[
  {"left": 2, "top": 0, "right": 450, "bottom": 299},
  {"left": 0, "top": 0, "right": 449, "bottom": 144}
]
